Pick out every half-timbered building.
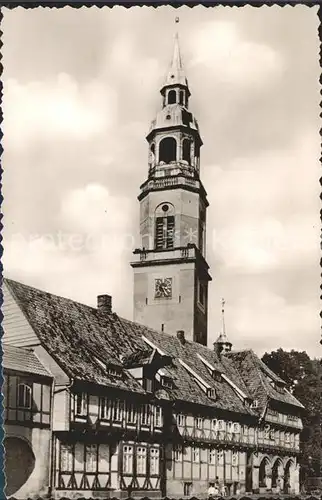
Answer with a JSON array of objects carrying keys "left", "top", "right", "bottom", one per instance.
[
  {"left": 3, "top": 344, "right": 53, "bottom": 498},
  {"left": 2, "top": 22, "right": 305, "bottom": 500},
  {"left": 2, "top": 277, "right": 303, "bottom": 498}
]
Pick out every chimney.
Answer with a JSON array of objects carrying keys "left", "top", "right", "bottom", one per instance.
[
  {"left": 97, "top": 294, "right": 112, "bottom": 315},
  {"left": 176, "top": 330, "right": 185, "bottom": 345}
]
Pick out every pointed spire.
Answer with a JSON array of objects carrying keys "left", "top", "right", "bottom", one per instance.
[
  {"left": 162, "top": 17, "right": 189, "bottom": 91},
  {"left": 214, "top": 298, "right": 232, "bottom": 352}
]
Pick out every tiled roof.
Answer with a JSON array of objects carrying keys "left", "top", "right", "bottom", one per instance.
[
  {"left": 4, "top": 278, "right": 303, "bottom": 415},
  {"left": 2, "top": 344, "right": 52, "bottom": 378},
  {"left": 226, "top": 350, "right": 304, "bottom": 411},
  {"left": 4, "top": 279, "right": 145, "bottom": 395}
]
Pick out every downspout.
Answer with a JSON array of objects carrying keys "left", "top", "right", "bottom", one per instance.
[{"left": 48, "top": 379, "right": 55, "bottom": 497}]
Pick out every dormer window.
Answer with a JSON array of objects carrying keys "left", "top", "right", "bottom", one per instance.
[
  {"left": 108, "top": 366, "right": 122, "bottom": 378},
  {"left": 250, "top": 400, "right": 259, "bottom": 409},
  {"left": 161, "top": 376, "right": 173, "bottom": 389},
  {"left": 207, "top": 388, "right": 216, "bottom": 399}
]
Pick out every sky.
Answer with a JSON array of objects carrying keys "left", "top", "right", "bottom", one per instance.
[{"left": 2, "top": 6, "right": 320, "bottom": 357}]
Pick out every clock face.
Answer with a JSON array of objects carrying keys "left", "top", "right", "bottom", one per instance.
[{"left": 155, "top": 278, "right": 172, "bottom": 299}]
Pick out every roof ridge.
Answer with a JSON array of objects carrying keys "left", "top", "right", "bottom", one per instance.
[{"left": 4, "top": 277, "right": 97, "bottom": 313}]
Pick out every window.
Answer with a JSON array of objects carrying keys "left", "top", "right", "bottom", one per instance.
[
  {"left": 155, "top": 216, "right": 175, "bottom": 249},
  {"left": 86, "top": 445, "right": 97, "bottom": 473},
  {"left": 250, "top": 400, "right": 258, "bottom": 408},
  {"left": 179, "top": 90, "right": 185, "bottom": 105},
  {"left": 209, "top": 448, "right": 216, "bottom": 465},
  {"left": 285, "top": 432, "right": 290, "bottom": 443},
  {"left": 127, "top": 403, "right": 137, "bottom": 424},
  {"left": 75, "top": 393, "right": 87, "bottom": 416},
  {"left": 192, "top": 447, "right": 200, "bottom": 463},
  {"left": 217, "top": 450, "right": 224, "bottom": 465},
  {"left": 168, "top": 90, "right": 176, "bottom": 105},
  {"left": 182, "top": 139, "right": 191, "bottom": 164},
  {"left": 150, "top": 448, "right": 160, "bottom": 475},
  {"left": 112, "top": 400, "right": 124, "bottom": 421},
  {"left": 182, "top": 110, "right": 192, "bottom": 126},
  {"left": 141, "top": 404, "right": 151, "bottom": 426},
  {"left": 177, "top": 414, "right": 186, "bottom": 427},
  {"left": 137, "top": 446, "right": 147, "bottom": 474},
  {"left": 207, "top": 388, "right": 216, "bottom": 399},
  {"left": 60, "top": 444, "right": 73, "bottom": 472},
  {"left": 100, "top": 398, "right": 111, "bottom": 420},
  {"left": 227, "top": 422, "right": 233, "bottom": 437},
  {"left": 195, "top": 417, "right": 203, "bottom": 429},
  {"left": 233, "top": 423, "right": 240, "bottom": 433},
  {"left": 174, "top": 446, "right": 183, "bottom": 461},
  {"left": 212, "top": 419, "right": 217, "bottom": 431},
  {"left": 154, "top": 406, "right": 162, "bottom": 427},
  {"left": 161, "top": 376, "right": 173, "bottom": 389},
  {"left": 218, "top": 420, "right": 225, "bottom": 431},
  {"left": 108, "top": 367, "right": 122, "bottom": 378},
  {"left": 123, "top": 445, "right": 134, "bottom": 474},
  {"left": 17, "top": 383, "right": 32, "bottom": 409},
  {"left": 159, "top": 137, "right": 177, "bottom": 164},
  {"left": 144, "top": 378, "right": 154, "bottom": 392},
  {"left": 184, "top": 482, "right": 192, "bottom": 496},
  {"left": 232, "top": 451, "right": 238, "bottom": 466}
]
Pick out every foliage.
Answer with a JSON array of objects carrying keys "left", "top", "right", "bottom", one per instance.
[{"left": 261, "top": 349, "right": 321, "bottom": 478}]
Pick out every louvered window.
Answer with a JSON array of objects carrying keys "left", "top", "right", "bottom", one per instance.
[{"left": 155, "top": 216, "right": 175, "bottom": 249}]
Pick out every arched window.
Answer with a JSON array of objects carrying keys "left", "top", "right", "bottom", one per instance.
[
  {"left": 17, "top": 383, "right": 32, "bottom": 409},
  {"left": 182, "top": 139, "right": 191, "bottom": 164},
  {"left": 168, "top": 90, "right": 176, "bottom": 105},
  {"left": 150, "top": 143, "right": 155, "bottom": 167},
  {"left": 159, "top": 137, "right": 177, "bottom": 164},
  {"left": 259, "top": 457, "right": 270, "bottom": 488},
  {"left": 155, "top": 203, "right": 175, "bottom": 250},
  {"left": 179, "top": 90, "right": 184, "bottom": 105}
]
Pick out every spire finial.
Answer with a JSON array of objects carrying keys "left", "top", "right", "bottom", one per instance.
[{"left": 161, "top": 17, "right": 189, "bottom": 91}]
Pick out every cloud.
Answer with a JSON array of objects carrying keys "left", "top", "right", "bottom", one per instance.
[
  {"left": 230, "top": 291, "right": 319, "bottom": 356},
  {"left": 3, "top": 74, "right": 118, "bottom": 149},
  {"left": 60, "top": 183, "right": 131, "bottom": 235},
  {"left": 189, "top": 21, "right": 283, "bottom": 88}
]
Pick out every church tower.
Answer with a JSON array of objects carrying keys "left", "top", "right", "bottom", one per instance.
[{"left": 131, "top": 25, "right": 212, "bottom": 346}]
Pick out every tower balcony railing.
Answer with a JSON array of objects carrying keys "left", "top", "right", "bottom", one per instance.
[
  {"left": 140, "top": 174, "right": 200, "bottom": 194},
  {"left": 134, "top": 244, "right": 197, "bottom": 264}
]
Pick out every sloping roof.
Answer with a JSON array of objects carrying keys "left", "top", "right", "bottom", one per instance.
[
  {"left": 226, "top": 350, "right": 304, "bottom": 410},
  {"left": 4, "top": 277, "right": 303, "bottom": 415},
  {"left": 2, "top": 344, "right": 52, "bottom": 378},
  {"left": 4, "top": 278, "right": 145, "bottom": 395}
]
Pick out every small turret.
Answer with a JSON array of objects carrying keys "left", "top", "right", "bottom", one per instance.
[{"left": 213, "top": 298, "right": 232, "bottom": 354}]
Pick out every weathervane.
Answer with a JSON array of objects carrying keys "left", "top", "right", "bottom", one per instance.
[{"left": 221, "top": 298, "right": 226, "bottom": 337}]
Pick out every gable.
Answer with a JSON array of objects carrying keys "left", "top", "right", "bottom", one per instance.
[{"left": 2, "top": 281, "right": 40, "bottom": 347}]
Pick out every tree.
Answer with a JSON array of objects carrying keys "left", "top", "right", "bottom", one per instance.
[{"left": 262, "top": 349, "right": 322, "bottom": 480}]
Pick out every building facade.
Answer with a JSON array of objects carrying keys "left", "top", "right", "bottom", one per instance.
[
  {"left": 3, "top": 344, "right": 53, "bottom": 498},
  {"left": 2, "top": 28, "right": 304, "bottom": 500},
  {"left": 3, "top": 276, "right": 303, "bottom": 499}
]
